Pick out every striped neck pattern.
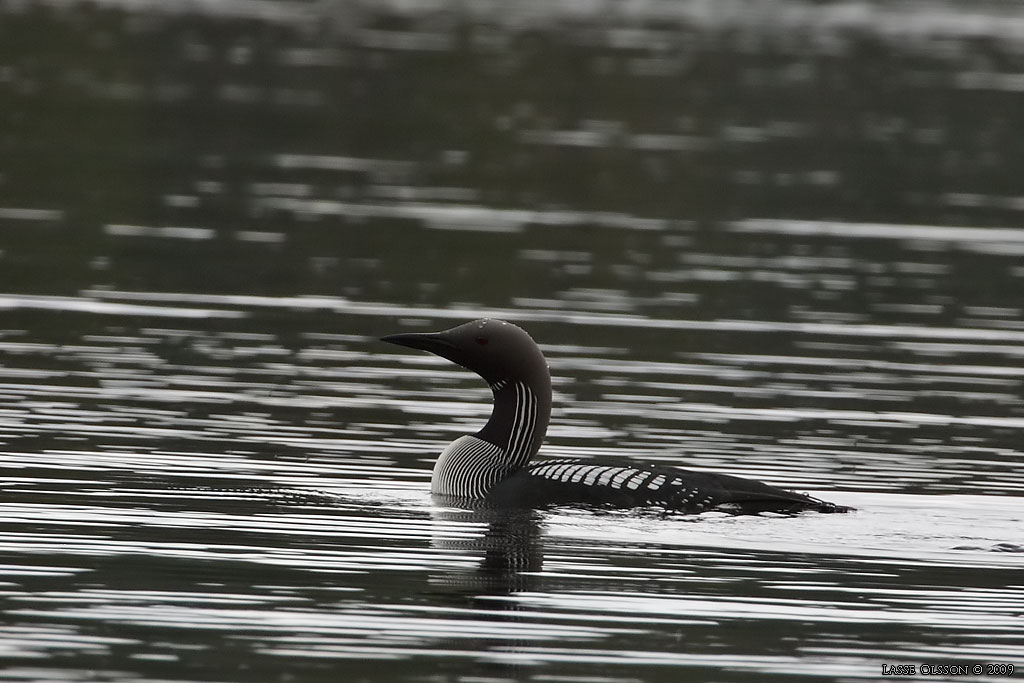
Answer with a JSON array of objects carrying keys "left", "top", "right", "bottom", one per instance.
[
  {"left": 505, "top": 381, "right": 539, "bottom": 468},
  {"left": 481, "top": 380, "right": 542, "bottom": 467},
  {"left": 432, "top": 380, "right": 544, "bottom": 499},
  {"left": 431, "top": 435, "right": 513, "bottom": 497}
]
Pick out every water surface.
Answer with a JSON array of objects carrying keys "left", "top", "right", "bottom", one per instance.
[{"left": 2, "top": 1, "right": 1024, "bottom": 681}]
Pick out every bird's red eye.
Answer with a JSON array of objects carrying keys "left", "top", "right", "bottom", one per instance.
[{"left": 475, "top": 336, "right": 488, "bottom": 345}]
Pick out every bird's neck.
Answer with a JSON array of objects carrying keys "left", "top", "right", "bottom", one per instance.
[{"left": 476, "top": 378, "right": 551, "bottom": 468}]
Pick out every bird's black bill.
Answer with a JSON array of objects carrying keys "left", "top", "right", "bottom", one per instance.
[{"left": 381, "top": 331, "right": 454, "bottom": 356}]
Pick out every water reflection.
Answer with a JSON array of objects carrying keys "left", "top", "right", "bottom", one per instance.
[{"left": 429, "top": 507, "right": 544, "bottom": 596}]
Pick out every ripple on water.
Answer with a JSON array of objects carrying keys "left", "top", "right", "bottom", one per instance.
[{"left": 6, "top": 0, "right": 1024, "bottom": 680}]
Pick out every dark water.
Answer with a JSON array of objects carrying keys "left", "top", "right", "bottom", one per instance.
[{"left": 2, "top": 1, "right": 1024, "bottom": 681}]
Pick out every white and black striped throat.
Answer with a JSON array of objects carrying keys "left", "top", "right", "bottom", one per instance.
[
  {"left": 506, "top": 381, "right": 539, "bottom": 467},
  {"left": 486, "top": 379, "right": 539, "bottom": 469},
  {"left": 432, "top": 435, "right": 517, "bottom": 498}
]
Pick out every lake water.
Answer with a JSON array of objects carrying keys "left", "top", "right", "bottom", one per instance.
[{"left": 1, "top": 1, "right": 1023, "bottom": 681}]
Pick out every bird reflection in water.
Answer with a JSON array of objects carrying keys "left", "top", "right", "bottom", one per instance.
[{"left": 429, "top": 506, "right": 544, "bottom": 597}]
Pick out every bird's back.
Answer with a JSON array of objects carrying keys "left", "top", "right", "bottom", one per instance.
[{"left": 485, "top": 458, "right": 851, "bottom": 513}]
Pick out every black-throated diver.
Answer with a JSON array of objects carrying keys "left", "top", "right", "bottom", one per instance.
[{"left": 383, "top": 319, "right": 851, "bottom": 514}]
